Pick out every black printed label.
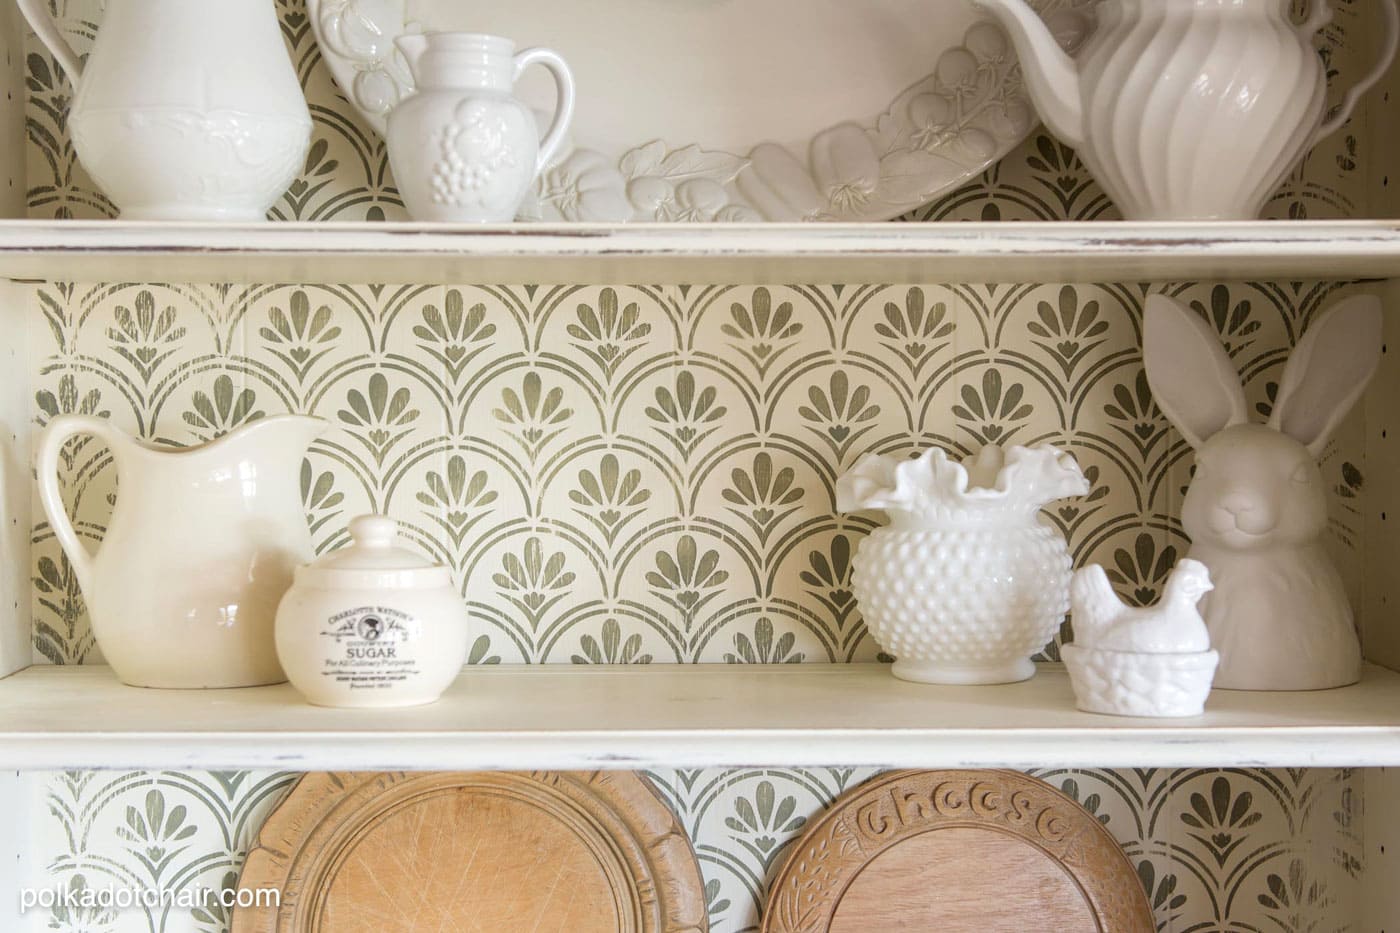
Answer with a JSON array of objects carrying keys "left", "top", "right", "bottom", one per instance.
[{"left": 319, "top": 606, "right": 422, "bottom": 690}]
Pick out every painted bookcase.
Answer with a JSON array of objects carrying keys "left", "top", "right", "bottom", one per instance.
[{"left": 0, "top": 1, "right": 1397, "bottom": 930}]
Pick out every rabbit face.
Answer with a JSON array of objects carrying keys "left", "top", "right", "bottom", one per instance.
[
  {"left": 1182, "top": 424, "right": 1327, "bottom": 551},
  {"left": 1145, "top": 292, "right": 1383, "bottom": 552}
]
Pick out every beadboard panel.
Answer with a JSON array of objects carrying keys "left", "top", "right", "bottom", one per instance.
[
  {"left": 1364, "top": 0, "right": 1400, "bottom": 223},
  {"left": 0, "top": 772, "right": 38, "bottom": 930},
  {"left": 1362, "top": 29, "right": 1400, "bottom": 675},
  {"left": 0, "top": 280, "right": 31, "bottom": 678},
  {"left": 1364, "top": 280, "right": 1400, "bottom": 673},
  {"left": 0, "top": 0, "right": 22, "bottom": 220},
  {"left": 1363, "top": 768, "right": 1400, "bottom": 929},
  {"left": 14, "top": 2, "right": 1384, "bottom": 932}
]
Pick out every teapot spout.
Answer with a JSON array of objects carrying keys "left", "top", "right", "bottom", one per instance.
[{"left": 973, "top": 0, "right": 1085, "bottom": 148}]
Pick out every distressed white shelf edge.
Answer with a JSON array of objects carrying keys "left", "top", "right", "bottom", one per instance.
[
  {"left": 5, "top": 220, "right": 1400, "bottom": 284},
  {"left": 2, "top": 662, "right": 1399, "bottom": 771}
]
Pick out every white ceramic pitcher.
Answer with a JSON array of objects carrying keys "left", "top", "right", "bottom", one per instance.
[
  {"left": 18, "top": 0, "right": 312, "bottom": 220},
  {"left": 37, "top": 415, "right": 326, "bottom": 688},
  {"left": 386, "top": 33, "right": 575, "bottom": 222},
  {"left": 974, "top": 0, "right": 1400, "bottom": 220}
]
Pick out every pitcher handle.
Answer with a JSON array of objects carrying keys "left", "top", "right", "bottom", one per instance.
[
  {"left": 513, "top": 47, "right": 576, "bottom": 175},
  {"left": 15, "top": 0, "right": 84, "bottom": 91},
  {"left": 36, "top": 415, "right": 121, "bottom": 596},
  {"left": 1310, "top": 0, "right": 1400, "bottom": 145}
]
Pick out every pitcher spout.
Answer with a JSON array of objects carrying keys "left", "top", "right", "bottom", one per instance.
[
  {"left": 249, "top": 414, "right": 328, "bottom": 458},
  {"left": 187, "top": 414, "right": 327, "bottom": 471},
  {"left": 395, "top": 34, "right": 431, "bottom": 83},
  {"left": 973, "top": 0, "right": 1085, "bottom": 148}
]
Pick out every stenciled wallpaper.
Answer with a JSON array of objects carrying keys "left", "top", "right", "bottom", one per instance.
[
  {"left": 15, "top": 0, "right": 1382, "bottom": 931},
  {"left": 22, "top": 766, "right": 1361, "bottom": 933}
]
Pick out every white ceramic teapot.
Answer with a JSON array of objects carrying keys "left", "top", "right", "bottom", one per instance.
[
  {"left": 17, "top": 0, "right": 312, "bottom": 220},
  {"left": 973, "top": 0, "right": 1400, "bottom": 220},
  {"left": 37, "top": 415, "right": 326, "bottom": 688},
  {"left": 387, "top": 33, "right": 576, "bottom": 222}
]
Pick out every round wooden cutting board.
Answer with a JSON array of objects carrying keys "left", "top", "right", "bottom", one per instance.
[
  {"left": 233, "top": 771, "right": 707, "bottom": 933},
  {"left": 762, "top": 770, "right": 1153, "bottom": 933}
]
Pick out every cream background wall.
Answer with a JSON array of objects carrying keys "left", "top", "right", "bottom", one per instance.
[{"left": 12, "top": 0, "right": 1385, "bottom": 930}]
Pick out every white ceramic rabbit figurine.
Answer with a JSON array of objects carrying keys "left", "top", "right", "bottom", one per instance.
[{"left": 1143, "top": 293, "right": 1383, "bottom": 691}]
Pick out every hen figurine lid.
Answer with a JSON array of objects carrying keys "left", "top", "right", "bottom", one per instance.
[{"left": 296, "top": 515, "right": 452, "bottom": 589}]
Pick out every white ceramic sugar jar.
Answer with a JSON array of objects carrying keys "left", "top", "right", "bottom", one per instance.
[
  {"left": 275, "top": 515, "right": 469, "bottom": 708},
  {"left": 837, "top": 444, "right": 1088, "bottom": 685}
]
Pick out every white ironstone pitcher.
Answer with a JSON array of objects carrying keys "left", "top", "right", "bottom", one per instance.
[
  {"left": 974, "top": 0, "right": 1399, "bottom": 220},
  {"left": 387, "top": 33, "right": 575, "bottom": 222},
  {"left": 18, "top": 0, "right": 312, "bottom": 220},
  {"left": 37, "top": 415, "right": 326, "bottom": 688}
]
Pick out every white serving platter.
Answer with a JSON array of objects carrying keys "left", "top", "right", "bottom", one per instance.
[{"left": 308, "top": 0, "right": 1095, "bottom": 221}]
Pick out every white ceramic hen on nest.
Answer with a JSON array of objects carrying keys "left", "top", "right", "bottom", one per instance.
[{"left": 1062, "top": 559, "right": 1219, "bottom": 717}]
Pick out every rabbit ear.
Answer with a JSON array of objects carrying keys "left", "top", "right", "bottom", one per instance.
[
  {"left": 1143, "top": 294, "right": 1248, "bottom": 449},
  {"left": 1269, "top": 295, "right": 1383, "bottom": 457}
]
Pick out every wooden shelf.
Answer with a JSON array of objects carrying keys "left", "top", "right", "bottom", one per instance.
[
  {"left": 3, "top": 663, "right": 1400, "bottom": 771},
  {"left": 4, "top": 220, "right": 1400, "bottom": 284}
]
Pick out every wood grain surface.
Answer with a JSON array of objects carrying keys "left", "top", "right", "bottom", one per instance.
[
  {"left": 762, "top": 769, "right": 1153, "bottom": 933},
  {"left": 233, "top": 771, "right": 707, "bottom": 933}
]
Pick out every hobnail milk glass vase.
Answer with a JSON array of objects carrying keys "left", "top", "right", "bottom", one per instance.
[{"left": 837, "top": 444, "right": 1088, "bottom": 685}]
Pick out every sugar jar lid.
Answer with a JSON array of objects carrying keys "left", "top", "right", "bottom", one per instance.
[{"left": 297, "top": 515, "right": 452, "bottom": 589}]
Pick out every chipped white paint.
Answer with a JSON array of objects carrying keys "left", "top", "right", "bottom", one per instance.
[
  {"left": 0, "top": 1, "right": 22, "bottom": 221},
  {"left": 1364, "top": 280, "right": 1400, "bottom": 675},
  {"left": 0, "top": 664, "right": 1398, "bottom": 771},
  {"left": 6, "top": 220, "right": 1400, "bottom": 285},
  {"left": 1364, "top": 768, "right": 1400, "bottom": 929},
  {"left": 0, "top": 771, "right": 39, "bottom": 931},
  {"left": 0, "top": 282, "right": 29, "bottom": 679}
]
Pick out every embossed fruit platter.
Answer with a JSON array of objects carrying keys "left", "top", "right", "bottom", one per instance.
[{"left": 307, "top": 0, "right": 1097, "bottom": 221}]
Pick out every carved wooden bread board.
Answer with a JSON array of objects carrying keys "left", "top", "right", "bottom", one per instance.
[
  {"left": 233, "top": 770, "right": 708, "bottom": 932},
  {"left": 762, "top": 769, "right": 1153, "bottom": 933}
]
